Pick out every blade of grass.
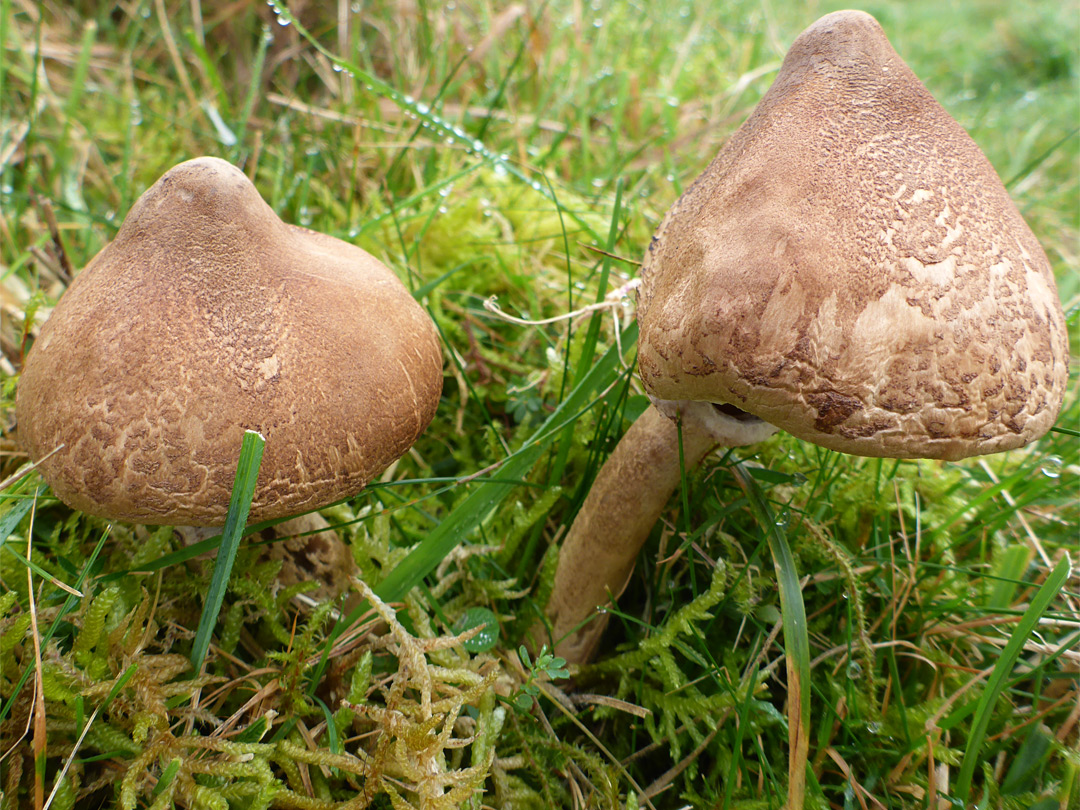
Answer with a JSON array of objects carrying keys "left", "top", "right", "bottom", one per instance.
[
  {"left": 551, "top": 174, "right": 577, "bottom": 407},
  {"left": 954, "top": 552, "right": 1072, "bottom": 803},
  {"left": 9, "top": 3, "right": 42, "bottom": 206},
  {"left": 1000, "top": 727, "right": 1053, "bottom": 795},
  {"left": 576, "top": 179, "right": 623, "bottom": 374},
  {"left": 549, "top": 179, "right": 624, "bottom": 485},
  {"left": 149, "top": 758, "right": 181, "bottom": 801},
  {"left": 0, "top": 481, "right": 46, "bottom": 548},
  {"left": 473, "top": 2, "right": 542, "bottom": 141},
  {"left": 411, "top": 257, "right": 481, "bottom": 300},
  {"left": 354, "top": 163, "right": 483, "bottom": 241},
  {"left": 383, "top": 46, "right": 475, "bottom": 187},
  {"left": 722, "top": 643, "right": 764, "bottom": 810},
  {"left": 26, "top": 492, "right": 45, "bottom": 810},
  {"left": 231, "top": 24, "right": 271, "bottom": 159},
  {"left": 1, "top": 546, "right": 82, "bottom": 598},
  {"left": 57, "top": 20, "right": 96, "bottom": 213},
  {"left": 732, "top": 461, "right": 810, "bottom": 810},
  {"left": 933, "top": 459, "right": 1037, "bottom": 534},
  {"left": 0, "top": 480, "right": 82, "bottom": 596},
  {"left": 0, "top": 0, "right": 8, "bottom": 123},
  {"left": 1004, "top": 127, "right": 1078, "bottom": 189},
  {"left": 986, "top": 545, "right": 1033, "bottom": 609},
  {"left": 189, "top": 430, "right": 265, "bottom": 670},
  {"left": 183, "top": 29, "right": 230, "bottom": 117}
]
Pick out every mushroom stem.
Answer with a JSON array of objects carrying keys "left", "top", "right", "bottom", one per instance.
[{"left": 544, "top": 402, "right": 774, "bottom": 663}]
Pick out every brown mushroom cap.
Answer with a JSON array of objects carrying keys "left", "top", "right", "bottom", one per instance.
[
  {"left": 17, "top": 157, "right": 443, "bottom": 526},
  {"left": 637, "top": 10, "right": 1068, "bottom": 461}
]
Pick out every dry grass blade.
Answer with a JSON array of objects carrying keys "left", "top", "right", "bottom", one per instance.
[
  {"left": 0, "top": 444, "right": 65, "bottom": 493},
  {"left": 25, "top": 494, "right": 45, "bottom": 810}
]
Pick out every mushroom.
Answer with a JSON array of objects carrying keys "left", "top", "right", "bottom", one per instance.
[
  {"left": 16, "top": 157, "right": 443, "bottom": 594},
  {"left": 542, "top": 10, "right": 1069, "bottom": 664}
]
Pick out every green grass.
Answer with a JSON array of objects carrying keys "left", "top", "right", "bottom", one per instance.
[{"left": 1, "top": 1, "right": 1078, "bottom": 809}]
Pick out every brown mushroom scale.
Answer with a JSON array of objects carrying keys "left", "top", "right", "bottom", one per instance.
[
  {"left": 540, "top": 10, "right": 1068, "bottom": 665},
  {"left": 17, "top": 157, "right": 443, "bottom": 527}
]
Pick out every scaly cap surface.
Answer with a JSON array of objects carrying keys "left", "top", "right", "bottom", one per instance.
[
  {"left": 17, "top": 157, "right": 443, "bottom": 524},
  {"left": 637, "top": 10, "right": 1067, "bottom": 460}
]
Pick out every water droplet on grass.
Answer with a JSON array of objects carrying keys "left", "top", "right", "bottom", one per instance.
[{"left": 1041, "top": 456, "right": 1063, "bottom": 478}]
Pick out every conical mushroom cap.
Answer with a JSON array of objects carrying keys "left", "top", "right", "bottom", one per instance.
[
  {"left": 637, "top": 10, "right": 1068, "bottom": 461},
  {"left": 17, "top": 157, "right": 443, "bottom": 525}
]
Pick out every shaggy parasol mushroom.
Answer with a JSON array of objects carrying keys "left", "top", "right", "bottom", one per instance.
[
  {"left": 16, "top": 157, "right": 443, "bottom": 594},
  {"left": 543, "top": 10, "right": 1068, "bottom": 664}
]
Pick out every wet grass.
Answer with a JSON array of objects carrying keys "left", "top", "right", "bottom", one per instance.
[{"left": 1, "top": 1, "right": 1077, "bottom": 808}]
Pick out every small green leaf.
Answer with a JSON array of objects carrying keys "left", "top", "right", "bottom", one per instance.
[
  {"left": 755, "top": 603, "right": 783, "bottom": 624},
  {"left": 454, "top": 607, "right": 500, "bottom": 652},
  {"left": 547, "top": 664, "right": 570, "bottom": 681},
  {"left": 234, "top": 716, "right": 271, "bottom": 744}
]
